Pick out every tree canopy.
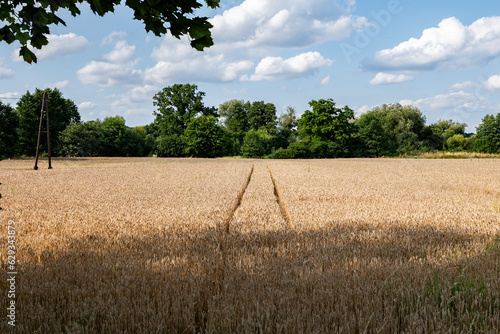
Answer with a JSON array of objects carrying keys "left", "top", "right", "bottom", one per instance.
[
  {"left": 3, "top": 84, "right": 500, "bottom": 159},
  {"left": 475, "top": 114, "right": 500, "bottom": 153},
  {"left": 152, "top": 83, "right": 216, "bottom": 137},
  {"left": 0, "top": 0, "right": 220, "bottom": 63},
  {"left": 0, "top": 101, "right": 19, "bottom": 159},
  {"left": 16, "top": 88, "right": 80, "bottom": 156},
  {"left": 298, "top": 99, "right": 355, "bottom": 144}
]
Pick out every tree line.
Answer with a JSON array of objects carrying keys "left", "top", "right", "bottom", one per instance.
[{"left": 1, "top": 84, "right": 499, "bottom": 159}]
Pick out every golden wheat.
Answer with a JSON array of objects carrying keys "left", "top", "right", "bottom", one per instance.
[{"left": 0, "top": 157, "right": 498, "bottom": 333}]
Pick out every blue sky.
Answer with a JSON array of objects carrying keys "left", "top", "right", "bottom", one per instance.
[{"left": 1, "top": 0, "right": 500, "bottom": 132}]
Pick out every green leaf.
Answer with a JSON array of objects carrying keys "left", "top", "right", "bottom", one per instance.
[
  {"left": 190, "top": 35, "right": 213, "bottom": 51},
  {"left": 19, "top": 46, "right": 37, "bottom": 64},
  {"left": 31, "top": 33, "right": 49, "bottom": 49},
  {"left": 0, "top": 26, "right": 16, "bottom": 44},
  {"left": 189, "top": 24, "right": 210, "bottom": 40}
]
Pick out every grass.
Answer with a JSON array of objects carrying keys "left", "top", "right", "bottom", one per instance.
[{"left": 0, "top": 157, "right": 499, "bottom": 333}]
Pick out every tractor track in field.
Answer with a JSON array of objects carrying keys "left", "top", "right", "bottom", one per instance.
[
  {"left": 223, "top": 163, "right": 254, "bottom": 234},
  {"left": 267, "top": 166, "right": 293, "bottom": 229}
]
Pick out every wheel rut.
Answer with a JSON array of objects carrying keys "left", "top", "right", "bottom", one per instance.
[{"left": 223, "top": 163, "right": 254, "bottom": 234}]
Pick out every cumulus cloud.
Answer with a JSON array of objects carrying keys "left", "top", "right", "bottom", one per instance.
[
  {"left": 0, "top": 92, "right": 20, "bottom": 99},
  {"left": 101, "top": 31, "right": 127, "bottom": 45},
  {"left": 78, "top": 101, "right": 97, "bottom": 109},
  {"left": 369, "top": 72, "right": 413, "bottom": 85},
  {"left": 401, "top": 91, "right": 475, "bottom": 110},
  {"left": 356, "top": 105, "right": 372, "bottom": 116},
  {"left": 12, "top": 33, "right": 88, "bottom": 61},
  {"left": 484, "top": 75, "right": 500, "bottom": 90},
  {"left": 450, "top": 81, "right": 480, "bottom": 91},
  {"left": 321, "top": 75, "right": 331, "bottom": 86},
  {"left": 107, "top": 85, "right": 158, "bottom": 109},
  {"left": 45, "top": 80, "right": 70, "bottom": 89},
  {"left": 0, "top": 67, "right": 14, "bottom": 79},
  {"left": 241, "top": 52, "right": 334, "bottom": 81},
  {"left": 143, "top": 1, "right": 362, "bottom": 83},
  {"left": 210, "top": 0, "right": 368, "bottom": 51},
  {"left": 146, "top": 37, "right": 253, "bottom": 83},
  {"left": 365, "top": 16, "right": 500, "bottom": 71},
  {"left": 77, "top": 40, "right": 142, "bottom": 86}
]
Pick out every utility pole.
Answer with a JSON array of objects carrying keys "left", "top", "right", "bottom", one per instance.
[{"left": 34, "top": 92, "right": 52, "bottom": 170}]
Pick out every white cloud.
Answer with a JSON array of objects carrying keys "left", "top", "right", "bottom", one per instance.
[
  {"left": 45, "top": 80, "right": 70, "bottom": 89},
  {"left": 77, "top": 41, "right": 142, "bottom": 86},
  {"left": 101, "top": 31, "right": 127, "bottom": 45},
  {"left": 241, "top": 52, "right": 334, "bottom": 81},
  {"left": 484, "top": 75, "right": 500, "bottom": 90},
  {"left": 78, "top": 101, "right": 97, "bottom": 109},
  {"left": 102, "top": 40, "right": 136, "bottom": 63},
  {"left": 210, "top": 0, "right": 368, "bottom": 51},
  {"left": 367, "top": 16, "right": 500, "bottom": 71},
  {"left": 450, "top": 81, "right": 480, "bottom": 91},
  {"left": 143, "top": 1, "right": 363, "bottom": 84},
  {"left": 146, "top": 37, "right": 253, "bottom": 83},
  {"left": 0, "top": 92, "right": 20, "bottom": 99},
  {"left": 124, "top": 108, "right": 151, "bottom": 116},
  {"left": 108, "top": 85, "right": 158, "bottom": 109},
  {"left": 369, "top": 72, "right": 413, "bottom": 85},
  {"left": 0, "top": 67, "right": 14, "bottom": 79},
  {"left": 356, "top": 105, "right": 372, "bottom": 116},
  {"left": 401, "top": 91, "right": 475, "bottom": 110},
  {"left": 12, "top": 33, "right": 88, "bottom": 61},
  {"left": 321, "top": 75, "right": 331, "bottom": 86}
]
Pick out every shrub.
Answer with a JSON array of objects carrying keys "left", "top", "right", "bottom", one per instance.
[{"left": 155, "top": 135, "right": 186, "bottom": 157}]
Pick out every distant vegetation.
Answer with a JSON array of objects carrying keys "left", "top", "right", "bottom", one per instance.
[{"left": 1, "top": 84, "right": 499, "bottom": 159}]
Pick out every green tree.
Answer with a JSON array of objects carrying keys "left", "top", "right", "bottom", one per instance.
[
  {"left": 101, "top": 116, "right": 135, "bottom": 156},
  {"left": 1, "top": 0, "right": 220, "bottom": 63},
  {"left": 297, "top": 99, "right": 355, "bottom": 157},
  {"left": 368, "top": 103, "right": 426, "bottom": 153},
  {"left": 475, "top": 113, "right": 500, "bottom": 153},
  {"left": 356, "top": 111, "right": 386, "bottom": 157},
  {"left": 154, "top": 135, "right": 186, "bottom": 157},
  {"left": 275, "top": 106, "right": 298, "bottom": 149},
  {"left": 248, "top": 101, "right": 277, "bottom": 133},
  {"left": 218, "top": 99, "right": 250, "bottom": 133},
  {"left": 125, "top": 126, "right": 150, "bottom": 157},
  {"left": 59, "top": 120, "right": 104, "bottom": 157},
  {"left": 184, "top": 115, "right": 225, "bottom": 158},
  {"left": 152, "top": 84, "right": 216, "bottom": 136},
  {"left": 241, "top": 128, "right": 273, "bottom": 158},
  {"left": 16, "top": 88, "right": 80, "bottom": 156},
  {"left": 446, "top": 134, "right": 467, "bottom": 152},
  {"left": 425, "top": 119, "right": 467, "bottom": 150},
  {"left": 278, "top": 106, "right": 298, "bottom": 133},
  {"left": 0, "top": 101, "right": 19, "bottom": 158}
]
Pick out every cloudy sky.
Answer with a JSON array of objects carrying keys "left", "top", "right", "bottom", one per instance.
[{"left": 1, "top": 0, "right": 500, "bottom": 132}]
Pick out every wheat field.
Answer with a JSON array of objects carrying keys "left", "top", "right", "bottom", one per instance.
[{"left": 0, "top": 157, "right": 499, "bottom": 333}]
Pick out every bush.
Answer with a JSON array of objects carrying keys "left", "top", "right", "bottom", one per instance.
[
  {"left": 446, "top": 134, "right": 467, "bottom": 152},
  {"left": 155, "top": 135, "right": 186, "bottom": 157},
  {"left": 268, "top": 139, "right": 340, "bottom": 159},
  {"left": 241, "top": 128, "right": 273, "bottom": 158},
  {"left": 184, "top": 115, "right": 225, "bottom": 158},
  {"left": 59, "top": 121, "right": 104, "bottom": 157}
]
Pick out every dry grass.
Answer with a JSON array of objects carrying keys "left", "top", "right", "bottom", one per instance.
[{"left": 0, "top": 157, "right": 499, "bottom": 333}]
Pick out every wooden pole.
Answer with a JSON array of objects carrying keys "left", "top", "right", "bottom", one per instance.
[
  {"left": 45, "top": 96, "right": 52, "bottom": 169},
  {"left": 33, "top": 92, "right": 46, "bottom": 170}
]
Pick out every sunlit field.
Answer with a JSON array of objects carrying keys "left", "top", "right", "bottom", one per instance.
[{"left": 1, "top": 157, "right": 499, "bottom": 333}]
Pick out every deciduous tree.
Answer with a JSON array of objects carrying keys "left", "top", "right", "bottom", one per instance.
[
  {"left": 16, "top": 88, "right": 80, "bottom": 156},
  {"left": 152, "top": 84, "right": 216, "bottom": 136},
  {"left": 0, "top": 101, "right": 19, "bottom": 158}
]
